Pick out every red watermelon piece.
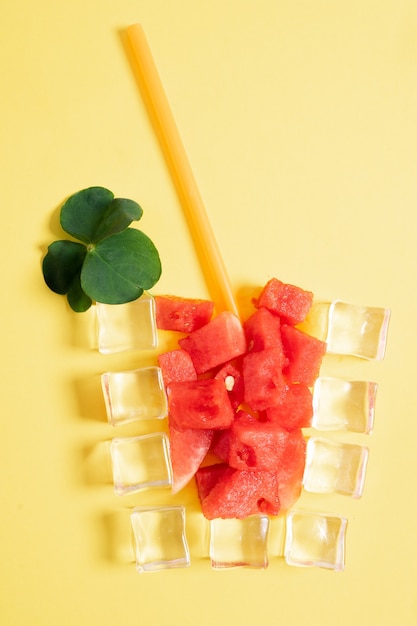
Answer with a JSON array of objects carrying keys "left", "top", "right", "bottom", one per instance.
[
  {"left": 281, "top": 324, "right": 327, "bottom": 386},
  {"left": 196, "top": 465, "right": 281, "bottom": 519},
  {"left": 157, "top": 349, "right": 197, "bottom": 387},
  {"left": 243, "top": 306, "right": 283, "bottom": 352},
  {"left": 167, "top": 378, "right": 235, "bottom": 430},
  {"left": 242, "top": 348, "right": 286, "bottom": 411},
  {"left": 255, "top": 277, "right": 313, "bottom": 325},
  {"left": 210, "top": 429, "right": 231, "bottom": 462},
  {"left": 274, "top": 428, "right": 306, "bottom": 513},
  {"left": 178, "top": 311, "right": 247, "bottom": 374},
  {"left": 194, "top": 463, "right": 230, "bottom": 501},
  {"left": 228, "top": 418, "right": 299, "bottom": 472},
  {"left": 265, "top": 383, "right": 313, "bottom": 430},
  {"left": 214, "top": 361, "right": 244, "bottom": 410},
  {"left": 154, "top": 294, "right": 214, "bottom": 332},
  {"left": 168, "top": 415, "right": 213, "bottom": 494},
  {"left": 155, "top": 278, "right": 325, "bottom": 520}
]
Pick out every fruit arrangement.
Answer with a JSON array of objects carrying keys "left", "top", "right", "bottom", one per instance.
[
  {"left": 155, "top": 278, "right": 327, "bottom": 519},
  {"left": 42, "top": 187, "right": 390, "bottom": 571}
]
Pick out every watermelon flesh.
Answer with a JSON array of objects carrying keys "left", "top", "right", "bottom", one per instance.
[
  {"left": 178, "top": 311, "right": 247, "bottom": 374},
  {"left": 274, "top": 429, "right": 307, "bottom": 512},
  {"left": 157, "top": 349, "right": 197, "bottom": 386},
  {"left": 228, "top": 419, "right": 301, "bottom": 472},
  {"left": 167, "top": 378, "right": 235, "bottom": 430},
  {"left": 242, "top": 348, "right": 287, "bottom": 411},
  {"left": 155, "top": 294, "right": 214, "bottom": 332},
  {"left": 210, "top": 429, "right": 231, "bottom": 463},
  {"left": 156, "top": 277, "right": 326, "bottom": 519},
  {"left": 244, "top": 306, "right": 284, "bottom": 352},
  {"left": 265, "top": 383, "right": 313, "bottom": 430},
  {"left": 196, "top": 465, "right": 281, "bottom": 520},
  {"left": 255, "top": 277, "right": 313, "bottom": 325},
  {"left": 194, "top": 463, "right": 230, "bottom": 502},
  {"left": 214, "top": 361, "right": 245, "bottom": 410},
  {"left": 168, "top": 416, "right": 213, "bottom": 494},
  {"left": 281, "top": 324, "right": 327, "bottom": 386}
]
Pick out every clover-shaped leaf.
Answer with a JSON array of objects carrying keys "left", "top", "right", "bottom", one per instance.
[
  {"left": 42, "top": 187, "right": 161, "bottom": 312},
  {"left": 81, "top": 229, "right": 162, "bottom": 304},
  {"left": 60, "top": 187, "right": 143, "bottom": 243}
]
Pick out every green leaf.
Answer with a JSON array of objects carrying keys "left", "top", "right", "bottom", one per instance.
[
  {"left": 92, "top": 197, "right": 143, "bottom": 242},
  {"left": 60, "top": 187, "right": 114, "bottom": 243},
  {"left": 67, "top": 275, "right": 92, "bottom": 312},
  {"left": 42, "top": 240, "right": 87, "bottom": 294},
  {"left": 59, "top": 187, "right": 143, "bottom": 244},
  {"left": 42, "top": 187, "right": 162, "bottom": 312},
  {"left": 80, "top": 228, "right": 162, "bottom": 304}
]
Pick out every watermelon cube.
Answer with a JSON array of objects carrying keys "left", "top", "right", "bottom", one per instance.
[
  {"left": 243, "top": 307, "right": 284, "bottom": 352},
  {"left": 242, "top": 348, "right": 286, "bottom": 411},
  {"left": 196, "top": 465, "right": 281, "bottom": 519},
  {"left": 168, "top": 415, "right": 213, "bottom": 494},
  {"left": 281, "top": 324, "right": 327, "bottom": 386},
  {"left": 228, "top": 418, "right": 299, "bottom": 471},
  {"left": 157, "top": 349, "right": 197, "bottom": 387},
  {"left": 167, "top": 378, "right": 235, "bottom": 430},
  {"left": 179, "top": 311, "right": 247, "bottom": 374},
  {"left": 195, "top": 463, "right": 230, "bottom": 502},
  {"left": 265, "top": 383, "right": 313, "bottom": 430},
  {"left": 155, "top": 294, "right": 214, "bottom": 332},
  {"left": 274, "top": 428, "right": 306, "bottom": 513},
  {"left": 255, "top": 278, "right": 313, "bottom": 325},
  {"left": 214, "top": 361, "right": 244, "bottom": 410},
  {"left": 210, "top": 429, "right": 231, "bottom": 463}
]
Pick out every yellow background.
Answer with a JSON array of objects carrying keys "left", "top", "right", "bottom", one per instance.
[{"left": 1, "top": 1, "right": 416, "bottom": 625}]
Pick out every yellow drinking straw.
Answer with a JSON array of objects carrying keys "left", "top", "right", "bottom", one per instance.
[{"left": 126, "top": 23, "right": 240, "bottom": 319}]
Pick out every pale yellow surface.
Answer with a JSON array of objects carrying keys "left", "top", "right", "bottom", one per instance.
[{"left": 1, "top": 1, "right": 416, "bottom": 625}]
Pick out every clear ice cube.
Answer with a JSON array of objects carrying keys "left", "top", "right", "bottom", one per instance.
[
  {"left": 312, "top": 377, "right": 377, "bottom": 434},
  {"left": 303, "top": 437, "right": 369, "bottom": 498},
  {"left": 209, "top": 515, "right": 270, "bottom": 569},
  {"left": 110, "top": 433, "right": 172, "bottom": 495},
  {"left": 96, "top": 293, "right": 157, "bottom": 354},
  {"left": 102, "top": 366, "right": 167, "bottom": 426},
  {"left": 131, "top": 506, "right": 190, "bottom": 572},
  {"left": 285, "top": 510, "right": 347, "bottom": 571},
  {"left": 326, "top": 300, "right": 390, "bottom": 360}
]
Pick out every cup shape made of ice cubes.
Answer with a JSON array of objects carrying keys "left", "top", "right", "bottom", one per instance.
[
  {"left": 110, "top": 433, "right": 172, "bottom": 495},
  {"left": 312, "top": 377, "right": 377, "bottom": 434},
  {"left": 303, "top": 437, "right": 369, "bottom": 498},
  {"left": 325, "top": 300, "right": 390, "bottom": 360},
  {"left": 209, "top": 515, "right": 270, "bottom": 569},
  {"left": 284, "top": 509, "right": 347, "bottom": 571},
  {"left": 102, "top": 366, "right": 167, "bottom": 426},
  {"left": 96, "top": 293, "right": 157, "bottom": 354},
  {"left": 131, "top": 506, "right": 190, "bottom": 573}
]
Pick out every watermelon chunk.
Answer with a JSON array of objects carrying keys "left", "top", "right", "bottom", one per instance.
[
  {"left": 196, "top": 465, "right": 281, "bottom": 519},
  {"left": 210, "top": 429, "right": 231, "bottom": 462},
  {"left": 178, "top": 311, "right": 247, "bottom": 374},
  {"left": 155, "top": 278, "right": 325, "bottom": 520},
  {"left": 195, "top": 463, "right": 230, "bottom": 501},
  {"left": 157, "top": 349, "right": 197, "bottom": 387},
  {"left": 265, "top": 383, "right": 313, "bottom": 430},
  {"left": 281, "top": 324, "right": 327, "bottom": 386},
  {"left": 228, "top": 418, "right": 299, "bottom": 471},
  {"left": 168, "top": 415, "right": 213, "bottom": 494},
  {"left": 214, "top": 361, "right": 244, "bottom": 410},
  {"left": 155, "top": 294, "right": 214, "bottom": 332},
  {"left": 255, "top": 277, "right": 313, "bottom": 325},
  {"left": 243, "top": 306, "right": 283, "bottom": 352},
  {"left": 274, "top": 428, "right": 306, "bottom": 513},
  {"left": 167, "top": 378, "right": 235, "bottom": 429},
  {"left": 242, "top": 348, "right": 286, "bottom": 411}
]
